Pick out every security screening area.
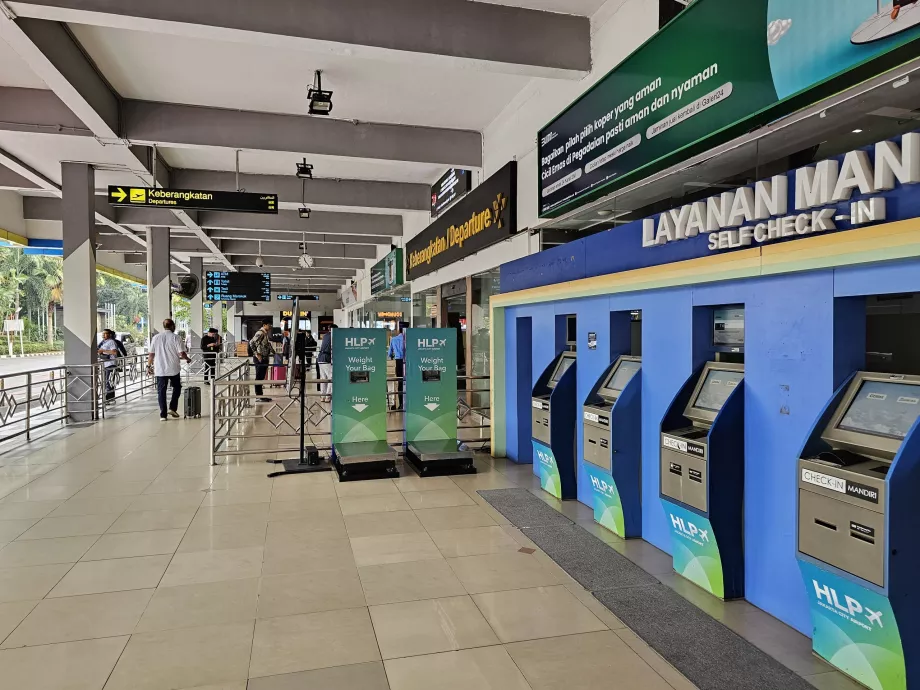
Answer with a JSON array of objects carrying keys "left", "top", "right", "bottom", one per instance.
[{"left": 5, "top": 1, "right": 920, "bottom": 689}]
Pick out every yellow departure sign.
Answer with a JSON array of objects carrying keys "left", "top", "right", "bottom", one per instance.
[{"left": 108, "top": 186, "right": 277, "bottom": 214}]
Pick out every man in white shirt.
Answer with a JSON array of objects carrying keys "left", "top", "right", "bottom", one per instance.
[
  {"left": 98, "top": 329, "right": 119, "bottom": 402},
  {"left": 147, "top": 318, "right": 191, "bottom": 420}
]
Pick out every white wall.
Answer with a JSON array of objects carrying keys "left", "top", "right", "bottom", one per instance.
[{"left": 0, "top": 191, "right": 25, "bottom": 237}]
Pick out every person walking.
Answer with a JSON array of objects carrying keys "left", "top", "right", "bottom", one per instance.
[
  {"left": 249, "top": 319, "right": 274, "bottom": 403},
  {"left": 316, "top": 324, "right": 337, "bottom": 403},
  {"left": 200, "top": 327, "right": 221, "bottom": 384},
  {"left": 303, "top": 330, "right": 317, "bottom": 369},
  {"left": 387, "top": 325, "right": 406, "bottom": 410},
  {"left": 147, "top": 318, "right": 191, "bottom": 421},
  {"left": 98, "top": 329, "right": 119, "bottom": 402}
]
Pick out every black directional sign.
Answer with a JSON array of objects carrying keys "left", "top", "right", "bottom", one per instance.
[
  {"left": 205, "top": 272, "right": 271, "bottom": 302},
  {"left": 108, "top": 186, "right": 278, "bottom": 214}
]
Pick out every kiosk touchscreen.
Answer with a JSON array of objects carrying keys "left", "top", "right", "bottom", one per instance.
[
  {"left": 583, "top": 356, "right": 642, "bottom": 538},
  {"left": 797, "top": 372, "right": 920, "bottom": 690},
  {"left": 660, "top": 360, "right": 745, "bottom": 600},
  {"left": 532, "top": 351, "right": 578, "bottom": 499}
]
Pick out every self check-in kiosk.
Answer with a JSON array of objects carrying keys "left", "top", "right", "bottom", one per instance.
[
  {"left": 583, "top": 356, "right": 642, "bottom": 538},
  {"left": 660, "top": 357, "right": 745, "bottom": 599},
  {"left": 331, "top": 328, "right": 398, "bottom": 481},
  {"left": 403, "top": 328, "right": 475, "bottom": 476},
  {"left": 532, "top": 351, "right": 577, "bottom": 500},
  {"left": 797, "top": 372, "right": 920, "bottom": 690}
]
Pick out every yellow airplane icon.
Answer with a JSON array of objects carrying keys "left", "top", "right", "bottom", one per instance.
[{"left": 130, "top": 188, "right": 146, "bottom": 203}]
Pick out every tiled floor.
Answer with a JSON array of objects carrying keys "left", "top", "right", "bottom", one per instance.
[{"left": 0, "top": 394, "right": 863, "bottom": 690}]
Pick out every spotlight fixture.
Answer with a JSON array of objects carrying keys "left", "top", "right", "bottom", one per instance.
[
  {"left": 596, "top": 209, "right": 614, "bottom": 217},
  {"left": 295, "top": 158, "right": 313, "bottom": 179},
  {"left": 853, "top": 129, "right": 864, "bottom": 134},
  {"left": 307, "top": 70, "right": 333, "bottom": 115},
  {"left": 298, "top": 207, "right": 312, "bottom": 219},
  {"left": 255, "top": 240, "right": 265, "bottom": 268}
]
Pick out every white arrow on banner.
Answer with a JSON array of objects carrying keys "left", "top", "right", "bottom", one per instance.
[
  {"left": 352, "top": 404, "right": 368, "bottom": 412},
  {"left": 424, "top": 403, "right": 440, "bottom": 411}
]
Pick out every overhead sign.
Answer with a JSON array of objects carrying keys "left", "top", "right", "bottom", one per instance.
[
  {"left": 408, "top": 162, "right": 517, "bottom": 280},
  {"left": 431, "top": 169, "right": 472, "bottom": 218},
  {"left": 108, "top": 186, "right": 278, "bottom": 214},
  {"left": 276, "top": 294, "right": 319, "bottom": 301},
  {"left": 205, "top": 271, "right": 271, "bottom": 302},
  {"left": 281, "top": 310, "right": 310, "bottom": 319},
  {"left": 538, "top": 0, "right": 920, "bottom": 218},
  {"left": 370, "top": 249, "right": 404, "bottom": 296},
  {"left": 377, "top": 311, "right": 404, "bottom": 320}
]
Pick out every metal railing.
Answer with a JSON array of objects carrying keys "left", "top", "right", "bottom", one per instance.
[{"left": 210, "top": 366, "right": 491, "bottom": 466}]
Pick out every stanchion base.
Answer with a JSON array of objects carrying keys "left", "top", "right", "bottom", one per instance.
[{"left": 267, "top": 454, "right": 334, "bottom": 478}]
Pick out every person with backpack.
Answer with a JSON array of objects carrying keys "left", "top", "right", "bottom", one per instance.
[
  {"left": 98, "top": 329, "right": 120, "bottom": 402},
  {"left": 249, "top": 319, "right": 274, "bottom": 403}
]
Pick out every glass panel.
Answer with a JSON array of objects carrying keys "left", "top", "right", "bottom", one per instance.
[
  {"left": 471, "top": 268, "right": 501, "bottom": 415},
  {"left": 412, "top": 288, "right": 438, "bottom": 328}
]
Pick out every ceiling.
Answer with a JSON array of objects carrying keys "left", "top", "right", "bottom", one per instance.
[{"left": 0, "top": 0, "right": 598, "bottom": 294}]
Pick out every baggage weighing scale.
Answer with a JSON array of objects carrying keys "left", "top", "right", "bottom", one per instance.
[
  {"left": 403, "top": 328, "right": 475, "bottom": 476},
  {"left": 331, "top": 328, "right": 398, "bottom": 481},
  {"left": 660, "top": 360, "right": 745, "bottom": 599},
  {"left": 797, "top": 371, "right": 920, "bottom": 690},
  {"left": 583, "top": 355, "right": 642, "bottom": 538}
]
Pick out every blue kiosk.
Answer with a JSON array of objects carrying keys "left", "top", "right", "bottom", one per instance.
[{"left": 531, "top": 350, "right": 577, "bottom": 500}]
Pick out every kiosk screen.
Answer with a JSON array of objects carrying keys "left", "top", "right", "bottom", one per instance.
[
  {"left": 693, "top": 369, "right": 744, "bottom": 412},
  {"left": 837, "top": 380, "right": 920, "bottom": 440},
  {"left": 604, "top": 360, "right": 640, "bottom": 397},
  {"left": 551, "top": 356, "right": 574, "bottom": 383},
  {"left": 713, "top": 307, "right": 745, "bottom": 347},
  {"left": 349, "top": 371, "right": 370, "bottom": 383}
]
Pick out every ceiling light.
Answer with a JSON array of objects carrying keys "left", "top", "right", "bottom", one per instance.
[
  {"left": 298, "top": 207, "right": 312, "bottom": 219},
  {"left": 852, "top": 129, "right": 863, "bottom": 134},
  {"left": 296, "top": 159, "right": 313, "bottom": 179},
  {"left": 307, "top": 70, "right": 333, "bottom": 115},
  {"left": 596, "top": 210, "right": 613, "bottom": 217},
  {"left": 255, "top": 240, "right": 265, "bottom": 268}
]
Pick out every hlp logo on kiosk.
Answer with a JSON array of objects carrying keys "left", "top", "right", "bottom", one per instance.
[
  {"left": 345, "top": 337, "right": 375, "bottom": 348},
  {"left": 671, "top": 513, "right": 710, "bottom": 544},
  {"left": 417, "top": 338, "right": 447, "bottom": 350},
  {"left": 812, "top": 580, "right": 884, "bottom": 629}
]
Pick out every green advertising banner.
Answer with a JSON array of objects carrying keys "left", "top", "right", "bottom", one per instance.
[
  {"left": 539, "top": 0, "right": 920, "bottom": 218},
  {"left": 370, "top": 249, "right": 404, "bottom": 296},
  {"left": 799, "top": 561, "right": 905, "bottom": 690},
  {"left": 584, "top": 463, "right": 626, "bottom": 537},
  {"left": 405, "top": 329, "right": 458, "bottom": 442},
  {"left": 331, "top": 329, "right": 388, "bottom": 445},
  {"left": 663, "top": 500, "right": 725, "bottom": 598}
]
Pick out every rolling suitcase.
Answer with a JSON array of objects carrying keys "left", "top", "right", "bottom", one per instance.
[
  {"left": 184, "top": 386, "right": 202, "bottom": 418},
  {"left": 272, "top": 365, "right": 287, "bottom": 384}
]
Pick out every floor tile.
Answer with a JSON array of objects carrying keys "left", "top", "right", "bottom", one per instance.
[
  {"left": 413, "top": 506, "right": 496, "bottom": 531},
  {"left": 2, "top": 485, "right": 81, "bottom": 503},
  {"left": 344, "top": 510, "right": 425, "bottom": 538},
  {"left": 105, "top": 622, "right": 254, "bottom": 690},
  {"left": 144, "top": 477, "right": 213, "bottom": 494},
  {"left": 262, "top": 538, "right": 355, "bottom": 576},
  {"left": 384, "top": 646, "right": 531, "bottom": 690},
  {"left": 0, "top": 564, "right": 72, "bottom": 603},
  {"left": 80, "top": 529, "right": 185, "bottom": 561},
  {"left": 177, "top": 520, "right": 267, "bottom": 553},
  {"left": 429, "top": 526, "right": 522, "bottom": 558},
  {"left": 202, "top": 487, "right": 274, "bottom": 505},
  {"left": 193, "top": 502, "right": 271, "bottom": 526},
  {"left": 0, "top": 600, "right": 37, "bottom": 643},
  {"left": 339, "top": 493, "right": 411, "bottom": 516},
  {"left": 370, "top": 595, "right": 498, "bottom": 659},
  {"left": 473, "top": 586, "right": 606, "bottom": 643},
  {"left": 160, "top": 546, "right": 263, "bottom": 587},
  {"left": 0, "top": 535, "right": 98, "bottom": 568},
  {"left": 612, "top": 628, "right": 698, "bottom": 690},
  {"left": 267, "top": 498, "right": 341, "bottom": 521},
  {"left": 334, "top": 479, "right": 399, "bottom": 497},
  {"left": 506, "top": 631, "right": 674, "bottom": 690},
  {"left": 266, "top": 514, "right": 346, "bottom": 542},
  {"left": 2, "top": 588, "right": 154, "bottom": 648},
  {"left": 402, "top": 489, "right": 475, "bottom": 510},
  {"left": 258, "top": 568, "right": 365, "bottom": 618},
  {"left": 16, "top": 513, "right": 118, "bottom": 540},
  {"left": 0, "top": 635, "right": 128, "bottom": 690},
  {"left": 269, "top": 483, "right": 335, "bottom": 502},
  {"left": 0, "top": 519, "right": 39, "bottom": 542},
  {"left": 129, "top": 491, "right": 206, "bottom": 512},
  {"left": 0, "top": 501, "right": 63, "bottom": 520},
  {"left": 447, "top": 552, "right": 560, "bottom": 594},
  {"left": 135, "top": 578, "right": 260, "bottom": 633},
  {"left": 48, "top": 496, "right": 135, "bottom": 518},
  {"left": 250, "top": 607, "right": 380, "bottom": 677},
  {"left": 72, "top": 480, "right": 150, "bottom": 500},
  {"left": 351, "top": 532, "right": 442, "bottom": 567},
  {"left": 358, "top": 558, "right": 467, "bottom": 605},
  {"left": 107, "top": 508, "right": 196, "bottom": 533},
  {"left": 246, "top": 662, "right": 390, "bottom": 690},
  {"left": 48, "top": 555, "right": 171, "bottom": 597},
  {"left": 393, "top": 476, "right": 458, "bottom": 493}
]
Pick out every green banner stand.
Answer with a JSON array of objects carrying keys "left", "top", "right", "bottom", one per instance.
[
  {"left": 331, "top": 328, "right": 398, "bottom": 481},
  {"left": 404, "top": 328, "right": 475, "bottom": 476}
]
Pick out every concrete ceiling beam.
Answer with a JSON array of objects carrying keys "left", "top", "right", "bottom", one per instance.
[{"left": 220, "top": 239, "right": 376, "bottom": 260}]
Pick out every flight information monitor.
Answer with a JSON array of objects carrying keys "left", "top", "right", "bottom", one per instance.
[
  {"left": 837, "top": 380, "right": 920, "bottom": 441},
  {"left": 601, "top": 359, "right": 641, "bottom": 398},
  {"left": 713, "top": 306, "right": 745, "bottom": 347},
  {"left": 206, "top": 272, "right": 271, "bottom": 302},
  {"left": 692, "top": 368, "right": 744, "bottom": 412}
]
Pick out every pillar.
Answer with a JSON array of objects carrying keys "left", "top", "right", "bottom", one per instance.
[
  {"left": 211, "top": 300, "right": 223, "bottom": 333},
  {"left": 188, "top": 257, "right": 203, "bottom": 350},
  {"left": 62, "top": 163, "right": 97, "bottom": 422},
  {"left": 225, "top": 301, "right": 237, "bottom": 342},
  {"left": 146, "top": 227, "right": 171, "bottom": 335}
]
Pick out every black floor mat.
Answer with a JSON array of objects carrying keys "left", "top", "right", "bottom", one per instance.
[{"left": 477, "top": 488, "right": 573, "bottom": 527}]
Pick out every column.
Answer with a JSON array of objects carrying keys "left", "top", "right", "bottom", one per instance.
[
  {"left": 211, "top": 300, "right": 223, "bottom": 333},
  {"left": 146, "top": 227, "right": 171, "bottom": 334},
  {"left": 225, "top": 301, "right": 237, "bottom": 342},
  {"left": 188, "top": 257, "right": 203, "bottom": 350},
  {"left": 62, "top": 163, "right": 97, "bottom": 422}
]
